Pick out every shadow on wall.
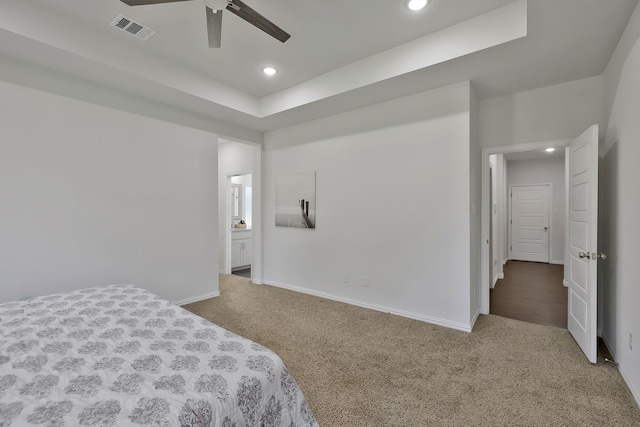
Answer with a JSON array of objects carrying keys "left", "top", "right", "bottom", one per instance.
[
  {"left": 599, "top": 140, "right": 619, "bottom": 354},
  {"left": 265, "top": 82, "right": 471, "bottom": 149}
]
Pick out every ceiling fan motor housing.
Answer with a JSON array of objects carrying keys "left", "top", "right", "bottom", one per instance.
[
  {"left": 202, "top": 0, "right": 229, "bottom": 11},
  {"left": 121, "top": 0, "right": 290, "bottom": 47}
]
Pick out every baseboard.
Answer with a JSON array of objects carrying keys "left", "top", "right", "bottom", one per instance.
[
  {"left": 264, "top": 280, "right": 473, "bottom": 333},
  {"left": 619, "top": 364, "right": 640, "bottom": 408},
  {"left": 470, "top": 308, "right": 481, "bottom": 330},
  {"left": 550, "top": 260, "right": 564, "bottom": 265},
  {"left": 601, "top": 335, "right": 616, "bottom": 360},
  {"left": 491, "top": 273, "right": 504, "bottom": 289},
  {"left": 173, "top": 291, "right": 220, "bottom": 306},
  {"left": 491, "top": 277, "right": 496, "bottom": 289},
  {"left": 563, "top": 279, "right": 568, "bottom": 287},
  {"left": 600, "top": 336, "right": 639, "bottom": 408}
]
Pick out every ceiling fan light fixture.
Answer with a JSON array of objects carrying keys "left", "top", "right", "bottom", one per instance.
[
  {"left": 263, "top": 67, "right": 277, "bottom": 76},
  {"left": 407, "top": 0, "right": 429, "bottom": 11},
  {"left": 202, "top": 0, "right": 228, "bottom": 11}
]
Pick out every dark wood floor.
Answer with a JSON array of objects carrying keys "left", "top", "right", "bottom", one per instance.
[
  {"left": 490, "top": 261, "right": 567, "bottom": 328},
  {"left": 232, "top": 268, "right": 251, "bottom": 278}
]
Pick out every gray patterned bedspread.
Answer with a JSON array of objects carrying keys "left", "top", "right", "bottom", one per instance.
[{"left": 0, "top": 285, "right": 318, "bottom": 427}]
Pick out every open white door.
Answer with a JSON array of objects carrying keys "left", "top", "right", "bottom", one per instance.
[{"left": 567, "top": 125, "right": 599, "bottom": 363}]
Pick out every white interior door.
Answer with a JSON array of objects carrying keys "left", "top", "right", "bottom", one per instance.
[
  {"left": 510, "top": 185, "right": 550, "bottom": 263},
  {"left": 567, "top": 125, "right": 599, "bottom": 363}
]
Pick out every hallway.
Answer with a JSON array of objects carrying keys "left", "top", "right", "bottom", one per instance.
[
  {"left": 232, "top": 267, "right": 251, "bottom": 278},
  {"left": 490, "top": 261, "right": 567, "bottom": 328}
]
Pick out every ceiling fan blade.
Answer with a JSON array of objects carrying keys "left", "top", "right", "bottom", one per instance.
[
  {"left": 226, "top": 0, "right": 290, "bottom": 43},
  {"left": 121, "top": 0, "right": 192, "bottom": 6},
  {"left": 206, "top": 7, "right": 223, "bottom": 48}
]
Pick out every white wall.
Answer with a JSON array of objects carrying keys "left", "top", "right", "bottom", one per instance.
[
  {"left": 263, "top": 82, "right": 474, "bottom": 331},
  {"left": 0, "top": 80, "right": 219, "bottom": 304},
  {"left": 479, "top": 76, "right": 604, "bottom": 149},
  {"left": 506, "top": 156, "right": 566, "bottom": 264},
  {"left": 501, "top": 157, "right": 509, "bottom": 265},
  {"left": 601, "top": 1, "right": 640, "bottom": 405},
  {"left": 469, "top": 85, "right": 482, "bottom": 322},
  {"left": 488, "top": 154, "right": 506, "bottom": 286},
  {"left": 0, "top": 54, "right": 262, "bottom": 145},
  {"left": 489, "top": 156, "right": 497, "bottom": 285}
]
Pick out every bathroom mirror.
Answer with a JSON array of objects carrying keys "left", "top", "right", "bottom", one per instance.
[{"left": 231, "top": 184, "right": 242, "bottom": 220}]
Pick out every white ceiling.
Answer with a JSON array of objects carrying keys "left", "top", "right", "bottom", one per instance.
[{"left": 0, "top": 0, "right": 637, "bottom": 134}]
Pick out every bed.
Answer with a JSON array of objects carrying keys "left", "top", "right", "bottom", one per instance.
[{"left": 0, "top": 284, "right": 318, "bottom": 427}]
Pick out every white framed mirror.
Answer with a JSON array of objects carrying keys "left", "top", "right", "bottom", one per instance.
[{"left": 231, "top": 183, "right": 242, "bottom": 221}]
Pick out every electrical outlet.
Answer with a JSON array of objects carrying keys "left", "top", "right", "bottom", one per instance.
[
  {"left": 363, "top": 276, "right": 369, "bottom": 287},
  {"left": 630, "top": 333, "right": 633, "bottom": 351},
  {"left": 343, "top": 274, "right": 349, "bottom": 283}
]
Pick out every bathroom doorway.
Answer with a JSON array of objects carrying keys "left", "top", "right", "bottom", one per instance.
[
  {"left": 229, "top": 173, "right": 253, "bottom": 277},
  {"left": 218, "top": 139, "right": 262, "bottom": 283}
]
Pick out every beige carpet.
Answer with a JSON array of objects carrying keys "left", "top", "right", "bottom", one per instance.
[{"left": 184, "top": 275, "right": 640, "bottom": 427}]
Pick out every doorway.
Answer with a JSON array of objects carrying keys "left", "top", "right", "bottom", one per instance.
[
  {"left": 481, "top": 139, "right": 570, "bottom": 328},
  {"left": 229, "top": 173, "right": 252, "bottom": 277},
  {"left": 490, "top": 260, "right": 567, "bottom": 328},
  {"left": 482, "top": 127, "right": 601, "bottom": 363},
  {"left": 218, "top": 139, "right": 262, "bottom": 283}
]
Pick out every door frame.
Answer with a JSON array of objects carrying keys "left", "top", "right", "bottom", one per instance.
[
  {"left": 480, "top": 139, "right": 571, "bottom": 314},
  {"left": 508, "top": 183, "right": 551, "bottom": 263},
  {"left": 489, "top": 163, "right": 494, "bottom": 286},
  {"left": 219, "top": 140, "right": 262, "bottom": 284},
  {"left": 224, "top": 170, "right": 252, "bottom": 275}
]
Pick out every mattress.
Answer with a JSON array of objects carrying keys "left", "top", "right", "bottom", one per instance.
[{"left": 0, "top": 284, "right": 318, "bottom": 427}]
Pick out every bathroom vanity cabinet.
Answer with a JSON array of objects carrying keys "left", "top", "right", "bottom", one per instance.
[{"left": 231, "top": 229, "right": 252, "bottom": 270}]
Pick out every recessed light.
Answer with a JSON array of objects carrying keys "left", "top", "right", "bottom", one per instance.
[
  {"left": 263, "top": 67, "right": 277, "bottom": 76},
  {"left": 407, "top": 0, "right": 429, "bottom": 11},
  {"left": 545, "top": 148, "right": 555, "bottom": 152}
]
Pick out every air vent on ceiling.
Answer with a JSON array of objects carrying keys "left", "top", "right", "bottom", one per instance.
[{"left": 111, "top": 14, "right": 156, "bottom": 41}]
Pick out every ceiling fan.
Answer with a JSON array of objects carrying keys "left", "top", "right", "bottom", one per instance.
[{"left": 120, "top": 0, "right": 291, "bottom": 48}]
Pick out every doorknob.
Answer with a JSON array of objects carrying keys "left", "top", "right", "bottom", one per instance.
[
  {"left": 544, "top": 227, "right": 548, "bottom": 231},
  {"left": 579, "top": 251, "right": 607, "bottom": 260}
]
